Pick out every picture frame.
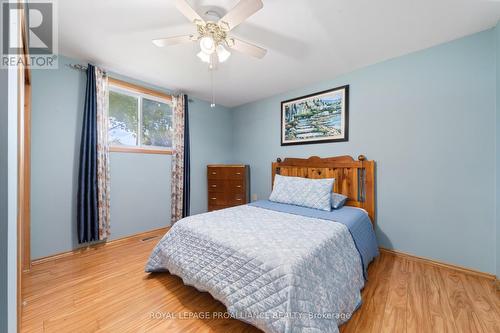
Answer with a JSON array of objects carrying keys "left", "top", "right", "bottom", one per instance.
[{"left": 281, "top": 85, "right": 349, "bottom": 146}]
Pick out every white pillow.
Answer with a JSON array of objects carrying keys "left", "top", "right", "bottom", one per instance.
[{"left": 269, "top": 174, "right": 334, "bottom": 211}]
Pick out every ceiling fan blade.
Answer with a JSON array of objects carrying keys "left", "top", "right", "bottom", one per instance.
[
  {"left": 218, "top": 0, "right": 263, "bottom": 31},
  {"left": 228, "top": 37, "right": 267, "bottom": 59},
  {"left": 152, "top": 35, "right": 196, "bottom": 47},
  {"left": 175, "top": 0, "right": 205, "bottom": 25}
]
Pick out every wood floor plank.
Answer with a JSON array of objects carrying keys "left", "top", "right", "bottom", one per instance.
[
  {"left": 439, "top": 268, "right": 486, "bottom": 333},
  {"left": 460, "top": 275, "right": 500, "bottom": 333},
  {"left": 379, "top": 256, "right": 410, "bottom": 333},
  {"left": 422, "top": 264, "right": 458, "bottom": 333},
  {"left": 21, "top": 230, "right": 500, "bottom": 333},
  {"left": 406, "top": 260, "right": 432, "bottom": 333},
  {"left": 341, "top": 253, "right": 395, "bottom": 333}
]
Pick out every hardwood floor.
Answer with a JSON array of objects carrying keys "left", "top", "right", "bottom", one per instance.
[{"left": 22, "top": 229, "right": 500, "bottom": 333}]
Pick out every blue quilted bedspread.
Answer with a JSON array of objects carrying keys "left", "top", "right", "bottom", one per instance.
[
  {"left": 147, "top": 204, "right": 366, "bottom": 333},
  {"left": 249, "top": 200, "right": 379, "bottom": 280}
]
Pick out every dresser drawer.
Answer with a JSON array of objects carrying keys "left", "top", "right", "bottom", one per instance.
[
  {"left": 208, "top": 180, "right": 226, "bottom": 193},
  {"left": 228, "top": 180, "right": 245, "bottom": 194},
  {"left": 208, "top": 194, "right": 227, "bottom": 206},
  {"left": 207, "top": 167, "right": 226, "bottom": 180},
  {"left": 226, "top": 167, "right": 245, "bottom": 180},
  {"left": 229, "top": 193, "right": 245, "bottom": 206}
]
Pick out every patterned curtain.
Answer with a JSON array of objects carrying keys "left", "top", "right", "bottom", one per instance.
[
  {"left": 77, "top": 64, "right": 110, "bottom": 243},
  {"left": 95, "top": 68, "right": 110, "bottom": 240},
  {"left": 171, "top": 94, "right": 190, "bottom": 223}
]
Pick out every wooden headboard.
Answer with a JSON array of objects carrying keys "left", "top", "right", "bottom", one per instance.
[{"left": 272, "top": 155, "right": 376, "bottom": 223}]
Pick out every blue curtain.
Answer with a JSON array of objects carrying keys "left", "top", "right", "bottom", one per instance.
[
  {"left": 182, "top": 95, "right": 190, "bottom": 217},
  {"left": 77, "top": 64, "right": 99, "bottom": 243}
]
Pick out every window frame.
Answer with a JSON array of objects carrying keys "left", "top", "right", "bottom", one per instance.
[{"left": 108, "top": 78, "right": 174, "bottom": 155}]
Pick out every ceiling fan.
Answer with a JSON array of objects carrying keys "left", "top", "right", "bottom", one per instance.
[{"left": 153, "top": 0, "right": 267, "bottom": 68}]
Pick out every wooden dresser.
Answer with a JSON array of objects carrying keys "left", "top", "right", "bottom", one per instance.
[{"left": 207, "top": 164, "right": 250, "bottom": 211}]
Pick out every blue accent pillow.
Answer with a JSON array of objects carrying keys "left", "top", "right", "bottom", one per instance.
[
  {"left": 331, "top": 193, "right": 348, "bottom": 209},
  {"left": 269, "top": 175, "right": 334, "bottom": 211}
]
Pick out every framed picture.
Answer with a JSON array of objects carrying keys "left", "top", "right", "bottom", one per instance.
[{"left": 281, "top": 85, "right": 349, "bottom": 146}]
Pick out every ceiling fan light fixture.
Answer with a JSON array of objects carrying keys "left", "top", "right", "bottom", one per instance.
[
  {"left": 197, "top": 51, "right": 211, "bottom": 63},
  {"left": 216, "top": 44, "right": 231, "bottom": 63},
  {"left": 199, "top": 36, "right": 215, "bottom": 54}
]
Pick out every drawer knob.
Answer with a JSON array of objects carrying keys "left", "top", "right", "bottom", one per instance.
[
  {"left": 211, "top": 172, "right": 217, "bottom": 175},
  {"left": 236, "top": 198, "right": 242, "bottom": 201},
  {"left": 235, "top": 172, "right": 241, "bottom": 175},
  {"left": 211, "top": 185, "right": 217, "bottom": 188},
  {"left": 236, "top": 185, "right": 242, "bottom": 188},
  {"left": 211, "top": 197, "right": 217, "bottom": 200}
]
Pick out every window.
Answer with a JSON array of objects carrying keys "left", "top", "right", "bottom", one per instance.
[{"left": 108, "top": 78, "right": 173, "bottom": 154}]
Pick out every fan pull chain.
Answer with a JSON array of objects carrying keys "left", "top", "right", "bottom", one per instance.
[{"left": 210, "top": 68, "right": 215, "bottom": 108}]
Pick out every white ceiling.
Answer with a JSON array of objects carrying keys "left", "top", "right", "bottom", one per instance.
[{"left": 57, "top": 0, "right": 500, "bottom": 107}]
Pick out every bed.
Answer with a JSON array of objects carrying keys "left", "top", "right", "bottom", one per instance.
[{"left": 146, "top": 155, "right": 378, "bottom": 333}]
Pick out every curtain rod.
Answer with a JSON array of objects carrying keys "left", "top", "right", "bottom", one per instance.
[
  {"left": 67, "top": 63, "right": 88, "bottom": 71},
  {"left": 67, "top": 63, "right": 191, "bottom": 101},
  {"left": 67, "top": 63, "right": 108, "bottom": 75}
]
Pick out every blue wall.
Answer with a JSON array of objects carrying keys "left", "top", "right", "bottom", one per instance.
[
  {"left": 108, "top": 153, "right": 171, "bottom": 240},
  {"left": 31, "top": 55, "right": 233, "bottom": 259},
  {"left": 232, "top": 30, "right": 497, "bottom": 274},
  {"left": 189, "top": 98, "right": 234, "bottom": 214}
]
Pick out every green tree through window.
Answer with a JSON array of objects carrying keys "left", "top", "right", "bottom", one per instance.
[
  {"left": 108, "top": 88, "right": 172, "bottom": 149},
  {"left": 109, "top": 91, "right": 138, "bottom": 146},
  {"left": 142, "top": 98, "right": 173, "bottom": 147}
]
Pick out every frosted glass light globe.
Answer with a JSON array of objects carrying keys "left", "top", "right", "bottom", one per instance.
[
  {"left": 216, "top": 44, "right": 231, "bottom": 63},
  {"left": 197, "top": 51, "right": 210, "bottom": 63},
  {"left": 199, "top": 37, "right": 215, "bottom": 54}
]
